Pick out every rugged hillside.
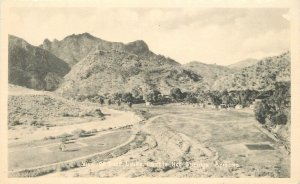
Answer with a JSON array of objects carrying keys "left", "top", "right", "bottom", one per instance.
[
  {"left": 8, "top": 94, "right": 103, "bottom": 126},
  {"left": 228, "top": 58, "right": 259, "bottom": 69},
  {"left": 184, "top": 61, "right": 235, "bottom": 87},
  {"left": 57, "top": 49, "right": 203, "bottom": 97},
  {"left": 9, "top": 35, "right": 70, "bottom": 91},
  {"left": 40, "top": 33, "right": 178, "bottom": 67},
  {"left": 212, "top": 52, "right": 290, "bottom": 91}
]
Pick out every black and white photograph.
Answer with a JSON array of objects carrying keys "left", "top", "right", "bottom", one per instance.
[{"left": 0, "top": 0, "right": 300, "bottom": 183}]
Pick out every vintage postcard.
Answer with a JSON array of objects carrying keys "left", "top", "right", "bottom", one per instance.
[{"left": 0, "top": 0, "right": 300, "bottom": 183}]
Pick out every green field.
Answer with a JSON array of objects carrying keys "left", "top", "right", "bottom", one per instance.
[
  {"left": 128, "top": 104, "right": 290, "bottom": 177},
  {"left": 9, "top": 130, "right": 132, "bottom": 170}
]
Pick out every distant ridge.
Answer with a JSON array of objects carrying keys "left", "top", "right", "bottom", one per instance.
[{"left": 228, "top": 58, "right": 259, "bottom": 69}]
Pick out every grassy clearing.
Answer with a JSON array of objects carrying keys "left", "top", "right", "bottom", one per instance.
[{"left": 9, "top": 130, "right": 132, "bottom": 170}]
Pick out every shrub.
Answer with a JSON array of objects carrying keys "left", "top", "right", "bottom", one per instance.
[
  {"left": 72, "top": 129, "right": 87, "bottom": 137},
  {"left": 62, "top": 112, "right": 70, "bottom": 117},
  {"left": 94, "top": 109, "right": 103, "bottom": 117},
  {"left": 57, "top": 164, "right": 68, "bottom": 172},
  {"left": 61, "top": 137, "right": 69, "bottom": 142},
  {"left": 30, "top": 120, "right": 38, "bottom": 126},
  {"left": 11, "top": 120, "right": 22, "bottom": 126},
  {"left": 90, "top": 129, "right": 97, "bottom": 133},
  {"left": 57, "top": 132, "right": 72, "bottom": 138}
]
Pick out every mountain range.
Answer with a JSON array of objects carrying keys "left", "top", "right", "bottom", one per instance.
[
  {"left": 8, "top": 33, "right": 290, "bottom": 95},
  {"left": 40, "top": 33, "right": 178, "bottom": 67}
]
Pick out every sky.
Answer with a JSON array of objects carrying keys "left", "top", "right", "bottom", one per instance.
[{"left": 7, "top": 7, "right": 290, "bottom": 65}]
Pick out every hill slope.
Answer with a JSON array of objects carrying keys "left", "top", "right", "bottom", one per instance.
[
  {"left": 228, "top": 58, "right": 259, "bottom": 69},
  {"left": 184, "top": 61, "right": 235, "bottom": 87},
  {"left": 57, "top": 49, "right": 203, "bottom": 97},
  {"left": 212, "top": 52, "right": 290, "bottom": 91},
  {"left": 9, "top": 35, "right": 70, "bottom": 91}
]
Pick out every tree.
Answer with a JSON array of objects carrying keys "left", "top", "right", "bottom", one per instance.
[
  {"left": 99, "top": 98, "right": 104, "bottom": 105},
  {"left": 271, "top": 111, "right": 288, "bottom": 125},
  {"left": 228, "top": 92, "right": 237, "bottom": 105},
  {"left": 196, "top": 90, "right": 207, "bottom": 103},
  {"left": 128, "top": 102, "right": 133, "bottom": 108},
  {"left": 209, "top": 91, "right": 222, "bottom": 105},
  {"left": 221, "top": 90, "right": 229, "bottom": 105},
  {"left": 117, "top": 100, "right": 121, "bottom": 106},
  {"left": 121, "top": 92, "right": 133, "bottom": 103},
  {"left": 132, "top": 87, "right": 143, "bottom": 99},
  {"left": 253, "top": 81, "right": 290, "bottom": 127},
  {"left": 185, "top": 92, "right": 198, "bottom": 104},
  {"left": 112, "top": 92, "right": 122, "bottom": 103},
  {"left": 144, "top": 90, "right": 161, "bottom": 103},
  {"left": 237, "top": 89, "right": 253, "bottom": 107},
  {"left": 254, "top": 102, "right": 268, "bottom": 124},
  {"left": 170, "top": 88, "right": 184, "bottom": 102},
  {"left": 272, "top": 81, "right": 290, "bottom": 109}
]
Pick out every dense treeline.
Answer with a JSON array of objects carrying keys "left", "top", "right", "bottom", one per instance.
[{"left": 74, "top": 86, "right": 277, "bottom": 109}]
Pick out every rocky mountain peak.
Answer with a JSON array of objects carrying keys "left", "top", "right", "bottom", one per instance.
[
  {"left": 125, "top": 40, "right": 149, "bottom": 54},
  {"left": 64, "top": 32, "right": 99, "bottom": 41}
]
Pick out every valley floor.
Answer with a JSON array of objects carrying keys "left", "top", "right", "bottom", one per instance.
[
  {"left": 7, "top": 87, "right": 290, "bottom": 178},
  {"left": 47, "top": 104, "right": 289, "bottom": 178}
]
